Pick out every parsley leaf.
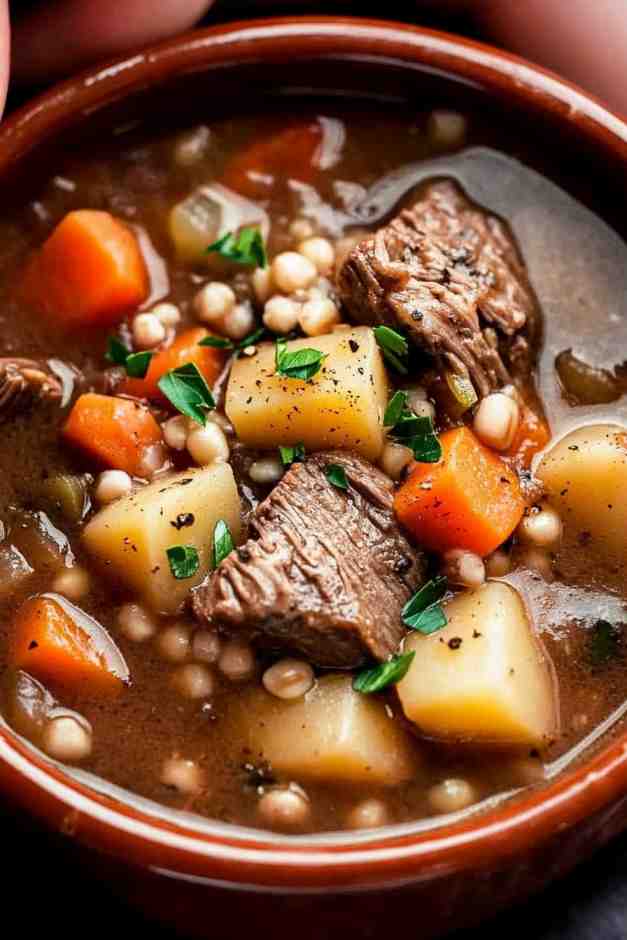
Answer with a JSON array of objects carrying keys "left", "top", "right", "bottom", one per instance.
[
  {"left": 402, "top": 576, "right": 448, "bottom": 634},
  {"left": 279, "top": 442, "right": 305, "bottom": 466},
  {"left": 589, "top": 619, "right": 621, "bottom": 666},
  {"left": 166, "top": 545, "right": 200, "bottom": 580},
  {"left": 106, "top": 335, "right": 131, "bottom": 365},
  {"left": 383, "top": 390, "right": 408, "bottom": 427},
  {"left": 353, "top": 652, "right": 415, "bottom": 694},
  {"left": 212, "top": 519, "right": 234, "bottom": 569},
  {"left": 325, "top": 463, "right": 348, "bottom": 490},
  {"left": 198, "top": 326, "right": 267, "bottom": 354},
  {"left": 125, "top": 351, "right": 153, "bottom": 379},
  {"left": 198, "top": 335, "right": 234, "bottom": 349},
  {"left": 275, "top": 339, "right": 326, "bottom": 381},
  {"left": 374, "top": 325, "right": 409, "bottom": 375},
  {"left": 207, "top": 227, "right": 267, "bottom": 268},
  {"left": 158, "top": 362, "right": 215, "bottom": 425},
  {"left": 390, "top": 409, "right": 442, "bottom": 463},
  {"left": 105, "top": 336, "right": 153, "bottom": 378}
]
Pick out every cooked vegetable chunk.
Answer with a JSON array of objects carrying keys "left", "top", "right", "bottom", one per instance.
[
  {"left": 237, "top": 675, "right": 419, "bottom": 785},
  {"left": 83, "top": 465, "right": 241, "bottom": 614},
  {"left": 169, "top": 183, "right": 268, "bottom": 263},
  {"left": 10, "top": 594, "right": 128, "bottom": 696},
  {"left": 397, "top": 581, "right": 557, "bottom": 747},
  {"left": 394, "top": 426, "right": 525, "bottom": 556},
  {"left": 121, "top": 327, "right": 226, "bottom": 401},
  {"left": 537, "top": 423, "right": 627, "bottom": 556},
  {"left": 225, "top": 327, "right": 389, "bottom": 460},
  {"left": 23, "top": 210, "right": 148, "bottom": 326},
  {"left": 62, "top": 393, "right": 163, "bottom": 478}
]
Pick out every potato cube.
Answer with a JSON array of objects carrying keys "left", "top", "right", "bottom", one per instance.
[
  {"left": 397, "top": 581, "right": 557, "bottom": 747},
  {"left": 83, "top": 465, "right": 241, "bottom": 615},
  {"left": 225, "top": 327, "right": 389, "bottom": 460},
  {"left": 236, "top": 674, "right": 419, "bottom": 785},
  {"left": 537, "top": 424, "right": 627, "bottom": 557}
]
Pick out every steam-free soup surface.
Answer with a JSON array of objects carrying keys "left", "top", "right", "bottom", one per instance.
[{"left": 0, "top": 106, "right": 626, "bottom": 834}]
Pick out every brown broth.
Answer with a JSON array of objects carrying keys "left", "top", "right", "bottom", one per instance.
[{"left": 0, "top": 105, "right": 626, "bottom": 834}]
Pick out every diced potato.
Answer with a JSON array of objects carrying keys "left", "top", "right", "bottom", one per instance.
[
  {"left": 226, "top": 327, "right": 389, "bottom": 460},
  {"left": 235, "top": 675, "right": 419, "bottom": 785},
  {"left": 169, "top": 183, "right": 268, "bottom": 263},
  {"left": 537, "top": 424, "right": 627, "bottom": 556},
  {"left": 397, "top": 582, "right": 557, "bottom": 748},
  {"left": 83, "top": 465, "right": 241, "bottom": 615}
]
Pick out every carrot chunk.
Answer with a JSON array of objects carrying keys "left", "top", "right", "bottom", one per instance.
[
  {"left": 10, "top": 594, "right": 128, "bottom": 696},
  {"left": 120, "top": 327, "right": 226, "bottom": 401},
  {"left": 23, "top": 210, "right": 148, "bottom": 326},
  {"left": 62, "top": 393, "right": 163, "bottom": 477},
  {"left": 221, "top": 122, "right": 323, "bottom": 198},
  {"left": 394, "top": 426, "right": 525, "bottom": 556},
  {"left": 504, "top": 401, "right": 550, "bottom": 470}
]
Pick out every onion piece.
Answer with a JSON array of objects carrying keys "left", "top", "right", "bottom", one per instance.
[{"left": 445, "top": 370, "right": 478, "bottom": 411}]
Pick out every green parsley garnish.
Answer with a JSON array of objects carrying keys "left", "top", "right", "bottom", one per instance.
[
  {"left": 125, "top": 351, "right": 153, "bottom": 379},
  {"left": 166, "top": 545, "right": 200, "bottom": 580},
  {"left": 275, "top": 338, "right": 326, "bottom": 381},
  {"left": 207, "top": 227, "right": 267, "bottom": 268},
  {"left": 383, "top": 390, "right": 408, "bottom": 427},
  {"left": 589, "top": 619, "right": 621, "bottom": 666},
  {"left": 279, "top": 442, "right": 305, "bottom": 466},
  {"left": 157, "top": 362, "right": 215, "bottom": 426},
  {"left": 106, "top": 335, "right": 130, "bottom": 365},
  {"left": 198, "top": 326, "right": 267, "bottom": 354},
  {"left": 389, "top": 406, "right": 442, "bottom": 463},
  {"left": 105, "top": 336, "right": 153, "bottom": 379},
  {"left": 212, "top": 519, "right": 234, "bottom": 569},
  {"left": 325, "top": 463, "right": 348, "bottom": 490},
  {"left": 402, "top": 576, "right": 448, "bottom": 635},
  {"left": 353, "top": 651, "right": 415, "bottom": 694},
  {"left": 374, "top": 325, "right": 409, "bottom": 374}
]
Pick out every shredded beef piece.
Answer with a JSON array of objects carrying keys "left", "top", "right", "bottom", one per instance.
[
  {"left": 193, "top": 451, "right": 427, "bottom": 668},
  {"left": 337, "top": 178, "right": 540, "bottom": 398},
  {"left": 0, "top": 358, "right": 63, "bottom": 418}
]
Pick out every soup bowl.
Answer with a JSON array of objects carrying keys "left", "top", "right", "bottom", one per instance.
[{"left": 1, "top": 16, "right": 627, "bottom": 939}]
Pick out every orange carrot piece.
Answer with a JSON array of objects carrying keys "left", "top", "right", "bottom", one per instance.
[
  {"left": 10, "top": 595, "right": 128, "bottom": 696},
  {"left": 221, "top": 122, "right": 323, "bottom": 198},
  {"left": 394, "top": 426, "right": 525, "bottom": 557},
  {"left": 504, "top": 402, "right": 551, "bottom": 470},
  {"left": 62, "top": 393, "right": 163, "bottom": 477},
  {"left": 120, "top": 327, "right": 226, "bottom": 401},
  {"left": 23, "top": 210, "right": 148, "bottom": 327}
]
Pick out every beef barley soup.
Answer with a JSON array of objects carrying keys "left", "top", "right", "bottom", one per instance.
[{"left": 0, "top": 106, "right": 626, "bottom": 835}]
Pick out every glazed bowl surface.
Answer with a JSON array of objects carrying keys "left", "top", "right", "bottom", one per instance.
[{"left": 1, "top": 16, "right": 627, "bottom": 939}]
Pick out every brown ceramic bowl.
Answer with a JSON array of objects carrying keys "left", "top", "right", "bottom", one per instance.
[{"left": 1, "top": 17, "right": 627, "bottom": 940}]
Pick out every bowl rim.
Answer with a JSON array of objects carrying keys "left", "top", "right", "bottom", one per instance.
[{"left": 1, "top": 15, "right": 627, "bottom": 892}]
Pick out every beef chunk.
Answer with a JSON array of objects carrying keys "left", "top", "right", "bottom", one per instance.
[
  {"left": 0, "top": 358, "right": 62, "bottom": 419},
  {"left": 193, "top": 451, "right": 426, "bottom": 668},
  {"left": 337, "top": 179, "right": 540, "bottom": 398}
]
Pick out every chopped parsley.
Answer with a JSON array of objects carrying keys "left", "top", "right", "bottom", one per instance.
[
  {"left": 105, "top": 336, "right": 153, "bottom": 379},
  {"left": 389, "top": 407, "right": 441, "bottom": 463},
  {"left": 353, "top": 651, "right": 415, "bottom": 694},
  {"left": 275, "top": 338, "right": 326, "bottom": 381},
  {"left": 212, "top": 519, "right": 234, "bottom": 569},
  {"left": 207, "top": 227, "right": 267, "bottom": 268},
  {"left": 158, "top": 362, "right": 215, "bottom": 425},
  {"left": 166, "top": 545, "right": 200, "bottom": 580},
  {"left": 199, "top": 326, "right": 267, "bottom": 354},
  {"left": 373, "top": 325, "right": 409, "bottom": 374},
  {"left": 402, "top": 576, "right": 448, "bottom": 635},
  {"left": 279, "top": 442, "right": 305, "bottom": 466},
  {"left": 325, "top": 463, "right": 348, "bottom": 490},
  {"left": 383, "top": 390, "right": 408, "bottom": 427}
]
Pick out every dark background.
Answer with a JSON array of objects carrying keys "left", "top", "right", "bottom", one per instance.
[{"left": 3, "top": 2, "right": 627, "bottom": 937}]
